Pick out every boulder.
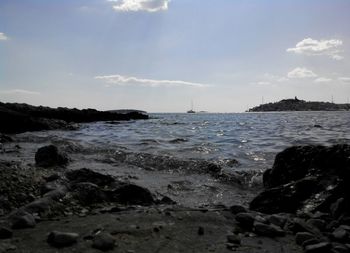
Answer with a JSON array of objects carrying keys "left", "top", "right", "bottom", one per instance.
[
  {"left": 47, "top": 231, "right": 79, "bottom": 247},
  {"left": 107, "top": 184, "right": 154, "bottom": 206},
  {"left": 235, "top": 213, "right": 255, "bottom": 229},
  {"left": 35, "top": 145, "right": 69, "bottom": 167},
  {"left": 66, "top": 168, "right": 115, "bottom": 187},
  {"left": 92, "top": 233, "right": 115, "bottom": 251},
  {"left": 71, "top": 182, "right": 107, "bottom": 205}
]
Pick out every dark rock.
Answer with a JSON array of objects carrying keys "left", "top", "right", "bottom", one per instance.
[
  {"left": 268, "top": 214, "right": 288, "bottom": 228},
  {"left": 45, "top": 173, "right": 61, "bottom": 182},
  {"left": 0, "top": 226, "right": 12, "bottom": 239},
  {"left": 159, "top": 196, "right": 176, "bottom": 205},
  {"left": 307, "top": 219, "right": 326, "bottom": 231},
  {"left": 288, "top": 218, "right": 322, "bottom": 236},
  {"left": 41, "top": 181, "right": 61, "bottom": 195},
  {"left": 230, "top": 205, "right": 247, "bottom": 214},
  {"left": 332, "top": 227, "right": 348, "bottom": 242},
  {"left": 197, "top": 226, "right": 204, "bottom": 235},
  {"left": 331, "top": 198, "right": 345, "bottom": 218},
  {"left": 43, "top": 186, "right": 68, "bottom": 200},
  {"left": 302, "top": 238, "right": 324, "bottom": 248},
  {"left": 107, "top": 184, "right": 154, "bottom": 206},
  {"left": 66, "top": 168, "right": 115, "bottom": 187},
  {"left": 332, "top": 244, "right": 350, "bottom": 253},
  {"left": 47, "top": 231, "right": 79, "bottom": 247},
  {"left": 304, "top": 242, "right": 332, "bottom": 253},
  {"left": 10, "top": 211, "right": 36, "bottom": 229},
  {"left": 35, "top": 145, "right": 68, "bottom": 167},
  {"left": 227, "top": 234, "right": 241, "bottom": 244},
  {"left": 295, "top": 232, "right": 315, "bottom": 245},
  {"left": 0, "top": 134, "right": 13, "bottom": 143},
  {"left": 253, "top": 222, "right": 285, "bottom": 237},
  {"left": 235, "top": 213, "right": 255, "bottom": 229},
  {"left": 71, "top": 182, "right": 107, "bottom": 205},
  {"left": 92, "top": 233, "right": 115, "bottom": 251}
]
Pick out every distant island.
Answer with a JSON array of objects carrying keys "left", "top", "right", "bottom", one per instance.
[{"left": 248, "top": 97, "right": 350, "bottom": 112}]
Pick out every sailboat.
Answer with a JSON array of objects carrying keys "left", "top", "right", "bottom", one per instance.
[{"left": 187, "top": 100, "right": 195, "bottom": 113}]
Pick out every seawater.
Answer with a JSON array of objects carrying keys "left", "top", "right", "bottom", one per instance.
[{"left": 53, "top": 111, "right": 350, "bottom": 171}]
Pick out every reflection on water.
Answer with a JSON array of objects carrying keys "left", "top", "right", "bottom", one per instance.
[{"left": 21, "top": 112, "right": 350, "bottom": 171}]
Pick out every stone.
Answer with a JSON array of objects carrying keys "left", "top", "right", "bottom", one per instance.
[
  {"left": 268, "top": 214, "right": 287, "bottom": 228},
  {"left": 253, "top": 222, "right": 285, "bottom": 237},
  {"left": 331, "top": 198, "right": 345, "bottom": 218},
  {"left": 230, "top": 205, "right": 247, "bottom": 214},
  {"left": 302, "top": 238, "right": 324, "bottom": 248},
  {"left": 35, "top": 145, "right": 68, "bottom": 167},
  {"left": 0, "top": 226, "right": 13, "bottom": 239},
  {"left": 289, "top": 218, "right": 321, "bottom": 236},
  {"left": 227, "top": 234, "right": 241, "bottom": 244},
  {"left": 235, "top": 213, "right": 255, "bottom": 229},
  {"left": 307, "top": 219, "right": 326, "bottom": 231},
  {"left": 92, "top": 233, "right": 115, "bottom": 251},
  {"left": 332, "top": 227, "right": 348, "bottom": 242},
  {"left": 10, "top": 212, "right": 36, "bottom": 229},
  {"left": 332, "top": 244, "right": 349, "bottom": 253},
  {"left": 304, "top": 242, "right": 332, "bottom": 253},
  {"left": 107, "top": 184, "right": 154, "bottom": 206},
  {"left": 71, "top": 182, "right": 107, "bottom": 205},
  {"left": 47, "top": 231, "right": 79, "bottom": 247},
  {"left": 66, "top": 168, "right": 115, "bottom": 187},
  {"left": 295, "top": 232, "right": 315, "bottom": 246}
]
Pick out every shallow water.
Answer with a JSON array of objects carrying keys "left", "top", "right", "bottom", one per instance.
[{"left": 22, "top": 111, "right": 350, "bottom": 171}]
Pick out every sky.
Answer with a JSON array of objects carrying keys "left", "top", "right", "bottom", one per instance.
[{"left": 1, "top": 0, "right": 350, "bottom": 112}]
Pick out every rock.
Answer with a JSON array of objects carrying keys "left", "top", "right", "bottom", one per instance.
[
  {"left": 302, "top": 238, "right": 324, "bottom": 248},
  {"left": 41, "top": 181, "right": 61, "bottom": 195},
  {"left": 10, "top": 211, "right": 36, "bottom": 229},
  {"left": 71, "top": 182, "right": 107, "bottom": 205},
  {"left": 288, "top": 218, "right": 322, "bottom": 236},
  {"left": 235, "top": 213, "right": 255, "bottom": 229},
  {"left": 227, "top": 234, "right": 241, "bottom": 244},
  {"left": 0, "top": 242, "right": 16, "bottom": 251},
  {"left": 304, "top": 242, "right": 332, "bottom": 253},
  {"left": 35, "top": 145, "right": 68, "bottom": 167},
  {"left": 230, "top": 205, "right": 247, "bottom": 214},
  {"left": 295, "top": 232, "right": 315, "bottom": 245},
  {"left": 197, "top": 226, "right": 204, "bottom": 235},
  {"left": 23, "top": 197, "right": 51, "bottom": 213},
  {"left": 159, "top": 196, "right": 176, "bottom": 205},
  {"left": 253, "top": 222, "right": 285, "bottom": 237},
  {"left": 307, "top": 219, "right": 326, "bottom": 231},
  {"left": 0, "top": 226, "right": 12, "bottom": 239},
  {"left": 47, "top": 231, "right": 79, "bottom": 247},
  {"left": 92, "top": 233, "right": 115, "bottom": 251},
  {"left": 332, "top": 227, "right": 348, "bottom": 242},
  {"left": 107, "top": 184, "right": 154, "bottom": 206},
  {"left": 332, "top": 244, "right": 349, "bottom": 253},
  {"left": 66, "top": 168, "right": 115, "bottom": 187},
  {"left": 43, "top": 186, "right": 68, "bottom": 200},
  {"left": 331, "top": 198, "right": 345, "bottom": 218},
  {"left": 45, "top": 173, "right": 61, "bottom": 182},
  {"left": 268, "top": 214, "right": 287, "bottom": 228},
  {"left": 0, "top": 134, "right": 13, "bottom": 143}
]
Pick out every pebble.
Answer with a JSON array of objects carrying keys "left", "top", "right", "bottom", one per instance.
[
  {"left": 47, "top": 231, "right": 79, "bottom": 247},
  {"left": 92, "top": 233, "right": 115, "bottom": 251}
]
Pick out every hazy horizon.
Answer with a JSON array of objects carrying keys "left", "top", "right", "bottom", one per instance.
[{"left": 1, "top": 0, "right": 350, "bottom": 113}]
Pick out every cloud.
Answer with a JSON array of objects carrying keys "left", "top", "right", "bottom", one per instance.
[
  {"left": 109, "top": 0, "right": 170, "bottom": 12},
  {"left": 338, "top": 77, "right": 350, "bottom": 83},
  {"left": 314, "top": 77, "right": 332, "bottom": 83},
  {"left": 287, "top": 38, "right": 343, "bottom": 60},
  {"left": 263, "top": 73, "right": 289, "bottom": 82},
  {"left": 287, "top": 67, "right": 317, "bottom": 79},
  {"left": 95, "top": 74, "right": 208, "bottom": 87},
  {"left": 0, "top": 32, "right": 8, "bottom": 41},
  {"left": 0, "top": 89, "right": 40, "bottom": 95}
]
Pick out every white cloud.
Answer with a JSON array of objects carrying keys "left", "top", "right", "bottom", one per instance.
[
  {"left": 338, "top": 77, "right": 350, "bottom": 83},
  {"left": 95, "top": 74, "right": 208, "bottom": 87},
  {"left": 287, "top": 67, "right": 317, "bottom": 79},
  {"left": 109, "top": 0, "right": 169, "bottom": 12},
  {"left": 0, "top": 89, "right": 40, "bottom": 95},
  {"left": 287, "top": 38, "right": 343, "bottom": 60},
  {"left": 0, "top": 32, "right": 8, "bottom": 41},
  {"left": 263, "top": 73, "right": 289, "bottom": 82},
  {"left": 314, "top": 77, "right": 332, "bottom": 83}
]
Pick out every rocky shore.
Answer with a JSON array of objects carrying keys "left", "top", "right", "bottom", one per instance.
[
  {"left": 0, "top": 102, "right": 148, "bottom": 134},
  {"left": 1, "top": 126, "right": 350, "bottom": 252}
]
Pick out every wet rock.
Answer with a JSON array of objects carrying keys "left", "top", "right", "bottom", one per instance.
[
  {"left": 71, "top": 182, "right": 107, "bottom": 205},
  {"left": 235, "top": 213, "right": 255, "bottom": 229},
  {"left": 107, "top": 184, "right": 154, "bottom": 206},
  {"left": 230, "top": 205, "right": 247, "bottom": 214},
  {"left": 47, "top": 231, "right": 79, "bottom": 247},
  {"left": 304, "top": 242, "right": 332, "bottom": 253},
  {"left": 295, "top": 232, "right": 315, "bottom": 246},
  {"left": 307, "top": 219, "right": 326, "bottom": 232},
  {"left": 332, "top": 227, "right": 348, "bottom": 242},
  {"left": 35, "top": 145, "right": 68, "bottom": 167},
  {"left": 253, "top": 222, "right": 285, "bottom": 237},
  {"left": 0, "top": 226, "right": 12, "bottom": 239},
  {"left": 197, "top": 226, "right": 204, "bottom": 235},
  {"left": 66, "top": 168, "right": 115, "bottom": 187},
  {"left": 227, "top": 234, "right": 241, "bottom": 244},
  {"left": 10, "top": 211, "right": 36, "bottom": 229},
  {"left": 92, "top": 233, "right": 115, "bottom": 251},
  {"left": 268, "top": 214, "right": 287, "bottom": 228}
]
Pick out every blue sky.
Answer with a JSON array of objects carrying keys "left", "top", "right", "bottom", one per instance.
[{"left": 1, "top": 0, "right": 350, "bottom": 112}]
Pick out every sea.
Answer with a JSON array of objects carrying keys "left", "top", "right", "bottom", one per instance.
[{"left": 46, "top": 111, "right": 350, "bottom": 172}]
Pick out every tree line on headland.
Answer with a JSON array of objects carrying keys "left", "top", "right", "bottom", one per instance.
[{"left": 248, "top": 97, "right": 350, "bottom": 112}]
